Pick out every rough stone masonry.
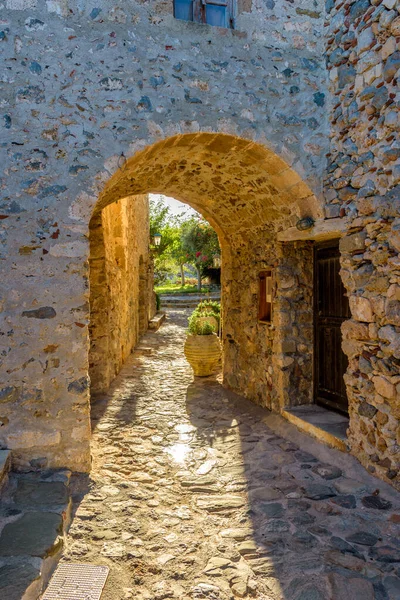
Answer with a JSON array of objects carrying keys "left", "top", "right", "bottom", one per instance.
[
  {"left": 0, "top": 0, "right": 399, "bottom": 492},
  {"left": 324, "top": 0, "right": 400, "bottom": 489}
]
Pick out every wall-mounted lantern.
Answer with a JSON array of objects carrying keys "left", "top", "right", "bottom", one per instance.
[
  {"left": 296, "top": 217, "right": 315, "bottom": 231},
  {"left": 153, "top": 233, "right": 162, "bottom": 246},
  {"left": 213, "top": 255, "right": 221, "bottom": 268}
]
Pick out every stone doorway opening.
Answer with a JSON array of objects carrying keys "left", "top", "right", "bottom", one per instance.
[
  {"left": 87, "top": 132, "right": 330, "bottom": 450},
  {"left": 88, "top": 190, "right": 224, "bottom": 399},
  {"left": 149, "top": 193, "right": 222, "bottom": 307},
  {"left": 277, "top": 234, "right": 350, "bottom": 451}
]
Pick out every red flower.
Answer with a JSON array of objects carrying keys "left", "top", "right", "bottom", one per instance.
[{"left": 196, "top": 251, "right": 201, "bottom": 257}]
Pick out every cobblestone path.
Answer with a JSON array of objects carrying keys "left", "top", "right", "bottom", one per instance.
[{"left": 63, "top": 309, "right": 400, "bottom": 600}]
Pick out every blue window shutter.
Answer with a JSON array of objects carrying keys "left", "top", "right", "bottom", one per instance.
[
  {"left": 205, "top": 2, "right": 227, "bottom": 27},
  {"left": 174, "top": 0, "right": 194, "bottom": 21}
]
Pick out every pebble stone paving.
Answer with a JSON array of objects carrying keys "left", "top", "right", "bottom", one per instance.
[{"left": 61, "top": 309, "right": 400, "bottom": 600}]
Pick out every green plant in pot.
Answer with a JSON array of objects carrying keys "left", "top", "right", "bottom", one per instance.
[
  {"left": 184, "top": 312, "right": 222, "bottom": 377},
  {"left": 196, "top": 300, "right": 221, "bottom": 315},
  {"left": 191, "top": 301, "right": 220, "bottom": 333}
]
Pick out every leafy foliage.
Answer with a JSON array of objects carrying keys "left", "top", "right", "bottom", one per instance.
[
  {"left": 187, "top": 300, "right": 221, "bottom": 335},
  {"left": 149, "top": 196, "right": 221, "bottom": 290},
  {"left": 188, "top": 313, "right": 216, "bottom": 336},
  {"left": 181, "top": 218, "right": 220, "bottom": 277},
  {"left": 149, "top": 196, "right": 188, "bottom": 285},
  {"left": 196, "top": 300, "right": 221, "bottom": 315}
]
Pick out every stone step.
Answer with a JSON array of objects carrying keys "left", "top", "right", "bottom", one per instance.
[
  {"left": 148, "top": 311, "right": 166, "bottom": 331},
  {"left": 161, "top": 299, "right": 221, "bottom": 308},
  {"left": 281, "top": 405, "right": 349, "bottom": 452},
  {"left": 0, "top": 450, "right": 11, "bottom": 493},
  {"left": 0, "top": 471, "right": 72, "bottom": 600},
  {"left": 160, "top": 293, "right": 221, "bottom": 308},
  {"left": 161, "top": 299, "right": 202, "bottom": 307}
]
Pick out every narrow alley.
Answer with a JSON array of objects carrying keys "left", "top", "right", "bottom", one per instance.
[{"left": 61, "top": 309, "right": 400, "bottom": 600}]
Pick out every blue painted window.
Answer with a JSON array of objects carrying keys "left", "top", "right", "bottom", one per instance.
[{"left": 173, "top": 0, "right": 235, "bottom": 29}]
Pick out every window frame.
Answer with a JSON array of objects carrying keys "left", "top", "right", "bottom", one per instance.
[{"left": 258, "top": 269, "right": 274, "bottom": 324}]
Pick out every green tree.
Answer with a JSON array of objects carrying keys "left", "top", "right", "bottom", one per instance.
[
  {"left": 181, "top": 217, "right": 220, "bottom": 291},
  {"left": 149, "top": 196, "right": 188, "bottom": 286},
  {"left": 149, "top": 196, "right": 173, "bottom": 285},
  {"left": 149, "top": 196, "right": 221, "bottom": 290},
  {"left": 169, "top": 227, "right": 188, "bottom": 286}
]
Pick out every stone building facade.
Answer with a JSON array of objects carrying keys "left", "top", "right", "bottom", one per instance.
[
  {"left": 324, "top": 0, "right": 400, "bottom": 487},
  {"left": 0, "top": 0, "right": 399, "bottom": 490}
]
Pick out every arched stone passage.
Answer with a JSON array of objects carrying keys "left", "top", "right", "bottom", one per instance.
[
  {"left": 95, "top": 133, "right": 324, "bottom": 237},
  {"left": 89, "top": 133, "right": 322, "bottom": 410}
]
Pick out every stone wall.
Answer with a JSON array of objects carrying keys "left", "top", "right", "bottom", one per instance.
[
  {"left": 223, "top": 233, "right": 276, "bottom": 407},
  {"left": 89, "top": 194, "right": 153, "bottom": 396},
  {"left": 223, "top": 235, "right": 314, "bottom": 413},
  {"left": 2, "top": 0, "right": 399, "bottom": 492},
  {"left": 325, "top": 0, "right": 400, "bottom": 488},
  {"left": 274, "top": 241, "right": 314, "bottom": 411}
]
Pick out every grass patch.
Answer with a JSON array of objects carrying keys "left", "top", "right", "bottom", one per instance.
[{"left": 155, "top": 283, "right": 211, "bottom": 295}]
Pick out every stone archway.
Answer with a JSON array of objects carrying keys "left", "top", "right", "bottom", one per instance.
[
  {"left": 95, "top": 133, "right": 323, "bottom": 234},
  {"left": 88, "top": 132, "right": 324, "bottom": 410}
]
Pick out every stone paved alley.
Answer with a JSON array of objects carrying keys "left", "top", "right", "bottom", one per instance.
[{"left": 61, "top": 309, "right": 400, "bottom": 600}]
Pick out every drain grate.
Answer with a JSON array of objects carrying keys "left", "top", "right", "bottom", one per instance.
[{"left": 42, "top": 563, "right": 109, "bottom": 600}]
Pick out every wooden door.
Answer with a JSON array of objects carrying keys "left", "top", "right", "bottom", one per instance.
[{"left": 314, "top": 241, "right": 350, "bottom": 414}]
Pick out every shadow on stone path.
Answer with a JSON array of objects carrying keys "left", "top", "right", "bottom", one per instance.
[{"left": 60, "top": 308, "right": 400, "bottom": 600}]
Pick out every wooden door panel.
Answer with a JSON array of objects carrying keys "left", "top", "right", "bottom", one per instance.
[{"left": 314, "top": 241, "right": 349, "bottom": 414}]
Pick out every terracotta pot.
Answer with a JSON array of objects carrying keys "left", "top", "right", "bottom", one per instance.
[{"left": 184, "top": 333, "right": 222, "bottom": 376}]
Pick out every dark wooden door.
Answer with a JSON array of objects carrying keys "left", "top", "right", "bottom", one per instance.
[{"left": 314, "top": 241, "right": 350, "bottom": 414}]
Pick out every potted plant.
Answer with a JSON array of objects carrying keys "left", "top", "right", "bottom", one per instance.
[
  {"left": 192, "top": 301, "right": 221, "bottom": 334},
  {"left": 184, "top": 312, "right": 222, "bottom": 376},
  {"left": 196, "top": 300, "right": 221, "bottom": 315}
]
